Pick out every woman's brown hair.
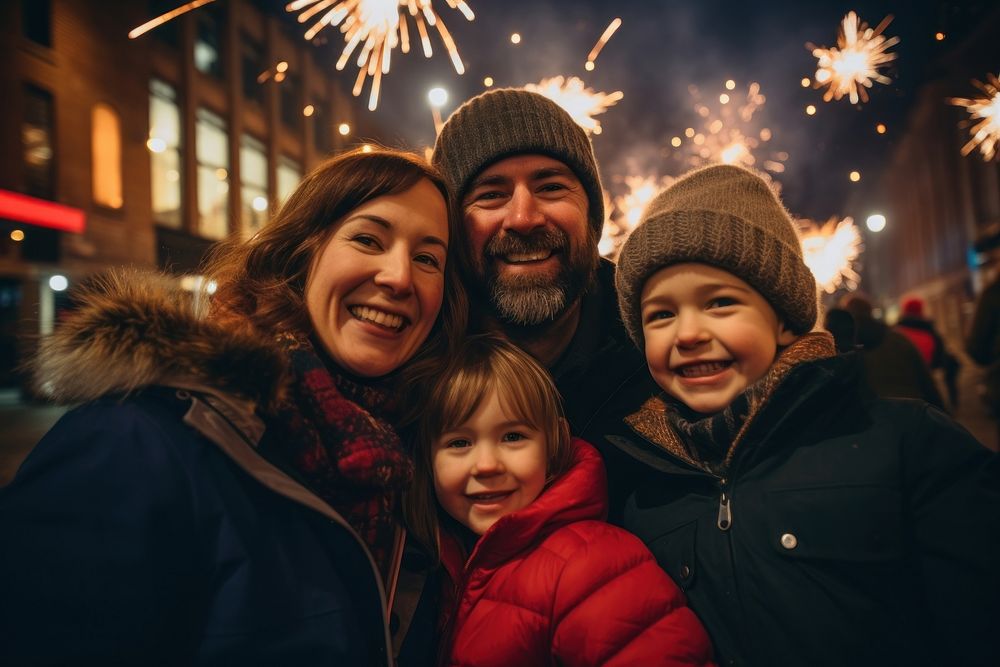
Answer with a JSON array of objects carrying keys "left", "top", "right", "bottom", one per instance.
[
  {"left": 403, "top": 334, "right": 574, "bottom": 562},
  {"left": 203, "top": 146, "right": 467, "bottom": 369}
]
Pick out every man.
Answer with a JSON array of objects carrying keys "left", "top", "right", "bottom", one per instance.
[{"left": 432, "top": 88, "right": 658, "bottom": 516}]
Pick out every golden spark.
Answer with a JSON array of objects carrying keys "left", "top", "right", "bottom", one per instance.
[
  {"left": 522, "top": 76, "right": 623, "bottom": 136},
  {"left": 285, "top": 0, "right": 475, "bottom": 111},
  {"left": 949, "top": 73, "right": 1000, "bottom": 161},
  {"left": 129, "top": 0, "right": 217, "bottom": 39},
  {"left": 585, "top": 17, "right": 622, "bottom": 70},
  {"left": 799, "top": 216, "right": 863, "bottom": 293},
  {"left": 599, "top": 175, "right": 674, "bottom": 259},
  {"left": 677, "top": 82, "right": 787, "bottom": 174},
  {"left": 809, "top": 11, "right": 899, "bottom": 104}
]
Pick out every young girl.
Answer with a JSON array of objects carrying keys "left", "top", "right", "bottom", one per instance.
[{"left": 405, "top": 335, "right": 714, "bottom": 667}]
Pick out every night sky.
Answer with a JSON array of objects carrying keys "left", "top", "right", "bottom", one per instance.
[{"left": 287, "top": 0, "right": 995, "bottom": 224}]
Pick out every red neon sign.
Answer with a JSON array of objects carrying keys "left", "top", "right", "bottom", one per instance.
[{"left": 0, "top": 189, "right": 85, "bottom": 234}]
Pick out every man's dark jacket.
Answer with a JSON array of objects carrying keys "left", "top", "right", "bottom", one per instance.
[{"left": 605, "top": 353, "right": 1000, "bottom": 667}]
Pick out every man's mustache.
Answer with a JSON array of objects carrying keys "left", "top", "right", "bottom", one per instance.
[{"left": 485, "top": 229, "right": 567, "bottom": 257}]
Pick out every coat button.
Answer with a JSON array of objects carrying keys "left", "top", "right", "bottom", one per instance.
[
  {"left": 680, "top": 564, "right": 691, "bottom": 578},
  {"left": 780, "top": 533, "right": 798, "bottom": 549}
]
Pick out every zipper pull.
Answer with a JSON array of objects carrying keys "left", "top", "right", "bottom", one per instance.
[{"left": 717, "top": 491, "right": 732, "bottom": 531}]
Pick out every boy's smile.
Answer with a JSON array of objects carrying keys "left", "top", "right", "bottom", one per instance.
[{"left": 640, "top": 263, "right": 798, "bottom": 415}]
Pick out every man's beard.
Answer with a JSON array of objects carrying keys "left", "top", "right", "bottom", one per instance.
[{"left": 470, "top": 227, "right": 599, "bottom": 327}]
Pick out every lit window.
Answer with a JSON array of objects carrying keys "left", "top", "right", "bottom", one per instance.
[
  {"left": 240, "top": 134, "right": 268, "bottom": 234},
  {"left": 277, "top": 156, "right": 301, "bottom": 207},
  {"left": 194, "top": 7, "right": 224, "bottom": 79},
  {"left": 195, "top": 108, "right": 229, "bottom": 239},
  {"left": 91, "top": 104, "right": 123, "bottom": 209},
  {"left": 23, "top": 85, "right": 55, "bottom": 199},
  {"left": 149, "top": 79, "right": 182, "bottom": 228}
]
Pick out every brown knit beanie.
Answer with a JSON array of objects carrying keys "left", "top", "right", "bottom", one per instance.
[
  {"left": 431, "top": 88, "right": 605, "bottom": 237},
  {"left": 616, "top": 164, "right": 817, "bottom": 349}
]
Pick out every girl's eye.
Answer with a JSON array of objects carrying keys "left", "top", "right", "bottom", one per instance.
[
  {"left": 648, "top": 310, "right": 675, "bottom": 322},
  {"left": 501, "top": 432, "right": 526, "bottom": 442},
  {"left": 445, "top": 438, "right": 471, "bottom": 449}
]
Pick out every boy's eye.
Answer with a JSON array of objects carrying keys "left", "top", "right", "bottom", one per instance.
[{"left": 707, "top": 296, "right": 738, "bottom": 309}]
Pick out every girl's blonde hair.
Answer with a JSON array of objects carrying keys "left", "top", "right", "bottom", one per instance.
[{"left": 403, "top": 334, "right": 574, "bottom": 561}]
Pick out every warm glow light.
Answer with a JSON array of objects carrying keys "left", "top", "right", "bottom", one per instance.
[
  {"left": 801, "top": 77, "right": 811, "bottom": 87},
  {"left": 128, "top": 0, "right": 217, "bottom": 39},
  {"left": 252, "top": 196, "right": 268, "bottom": 212},
  {"left": 338, "top": 123, "right": 351, "bottom": 135},
  {"left": 866, "top": 213, "right": 886, "bottom": 232},
  {"left": 215, "top": 168, "right": 228, "bottom": 181},
  {"left": 428, "top": 87, "right": 448, "bottom": 107},
  {"left": 719, "top": 93, "right": 730, "bottom": 104},
  {"left": 809, "top": 12, "right": 898, "bottom": 105},
  {"left": 725, "top": 79, "right": 736, "bottom": 90},
  {"left": 49, "top": 275, "right": 68, "bottom": 292},
  {"left": 586, "top": 17, "right": 621, "bottom": 67},
  {"left": 10, "top": 229, "right": 24, "bottom": 242},
  {"left": 935, "top": 32, "right": 945, "bottom": 41},
  {"left": 585, "top": 61, "right": 595, "bottom": 71},
  {"left": 511, "top": 32, "right": 521, "bottom": 44},
  {"left": 276, "top": 61, "right": 289, "bottom": 73},
  {"left": 274, "top": 72, "right": 286, "bottom": 83},
  {"left": 147, "top": 137, "right": 167, "bottom": 153},
  {"left": 523, "top": 76, "right": 623, "bottom": 136},
  {"left": 671, "top": 136, "right": 682, "bottom": 147},
  {"left": 876, "top": 123, "right": 887, "bottom": 134},
  {"left": 685, "top": 127, "right": 695, "bottom": 138},
  {"left": 799, "top": 217, "right": 862, "bottom": 293},
  {"left": 806, "top": 104, "right": 817, "bottom": 115},
  {"left": 849, "top": 170, "right": 861, "bottom": 182},
  {"left": 483, "top": 76, "right": 494, "bottom": 87},
  {"left": 303, "top": 104, "right": 315, "bottom": 116},
  {"left": 361, "top": 144, "right": 373, "bottom": 153}
]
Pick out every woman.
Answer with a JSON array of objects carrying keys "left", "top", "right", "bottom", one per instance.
[{"left": 0, "top": 148, "right": 465, "bottom": 665}]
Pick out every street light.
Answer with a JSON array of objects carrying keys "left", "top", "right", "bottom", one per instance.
[
  {"left": 866, "top": 213, "right": 887, "bottom": 232},
  {"left": 428, "top": 87, "right": 448, "bottom": 136}
]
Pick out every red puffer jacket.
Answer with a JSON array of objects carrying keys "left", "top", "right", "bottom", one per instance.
[{"left": 437, "top": 438, "right": 715, "bottom": 667}]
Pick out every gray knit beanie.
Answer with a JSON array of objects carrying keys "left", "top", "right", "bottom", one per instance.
[
  {"left": 616, "top": 164, "right": 817, "bottom": 349},
  {"left": 432, "top": 88, "right": 605, "bottom": 237}
]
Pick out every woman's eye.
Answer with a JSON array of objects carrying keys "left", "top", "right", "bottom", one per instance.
[
  {"left": 415, "top": 253, "right": 442, "bottom": 269},
  {"left": 352, "top": 234, "right": 381, "bottom": 249}
]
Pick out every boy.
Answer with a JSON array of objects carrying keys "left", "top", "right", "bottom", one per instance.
[{"left": 611, "top": 164, "right": 1000, "bottom": 667}]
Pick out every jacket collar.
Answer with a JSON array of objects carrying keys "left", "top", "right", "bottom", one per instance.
[{"left": 624, "top": 332, "right": 838, "bottom": 473}]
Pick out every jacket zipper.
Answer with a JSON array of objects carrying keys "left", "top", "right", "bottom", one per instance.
[{"left": 717, "top": 477, "right": 732, "bottom": 531}]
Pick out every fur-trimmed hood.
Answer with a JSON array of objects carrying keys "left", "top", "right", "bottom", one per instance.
[{"left": 31, "top": 269, "right": 288, "bottom": 408}]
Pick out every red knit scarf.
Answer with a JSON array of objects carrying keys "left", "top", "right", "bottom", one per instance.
[{"left": 273, "top": 333, "right": 413, "bottom": 580}]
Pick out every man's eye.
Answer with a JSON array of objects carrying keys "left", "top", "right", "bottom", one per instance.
[
  {"left": 474, "top": 190, "right": 506, "bottom": 201},
  {"left": 538, "top": 182, "right": 567, "bottom": 193}
]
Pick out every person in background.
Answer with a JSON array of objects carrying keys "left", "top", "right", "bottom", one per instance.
[
  {"left": 895, "top": 296, "right": 960, "bottom": 408},
  {"left": 822, "top": 307, "right": 856, "bottom": 353},
  {"left": 611, "top": 163, "right": 1000, "bottom": 666},
  {"left": 0, "top": 148, "right": 466, "bottom": 665},
  {"left": 967, "top": 273, "right": 1000, "bottom": 444},
  {"left": 842, "top": 293, "right": 947, "bottom": 410},
  {"left": 405, "top": 335, "right": 715, "bottom": 667}
]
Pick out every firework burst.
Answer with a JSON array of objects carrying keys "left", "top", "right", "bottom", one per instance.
[
  {"left": 599, "top": 175, "right": 674, "bottom": 258},
  {"left": 129, "top": 0, "right": 217, "bottom": 39},
  {"left": 674, "top": 82, "right": 787, "bottom": 173},
  {"left": 949, "top": 73, "right": 1000, "bottom": 161},
  {"left": 809, "top": 11, "right": 899, "bottom": 105},
  {"left": 799, "top": 216, "right": 862, "bottom": 293},
  {"left": 523, "top": 76, "right": 623, "bottom": 136},
  {"left": 285, "top": 0, "right": 475, "bottom": 110}
]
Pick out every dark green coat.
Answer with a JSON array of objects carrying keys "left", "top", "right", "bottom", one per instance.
[{"left": 606, "top": 354, "right": 1000, "bottom": 667}]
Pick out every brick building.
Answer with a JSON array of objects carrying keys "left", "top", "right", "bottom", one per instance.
[{"left": 0, "top": 0, "right": 388, "bottom": 389}]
